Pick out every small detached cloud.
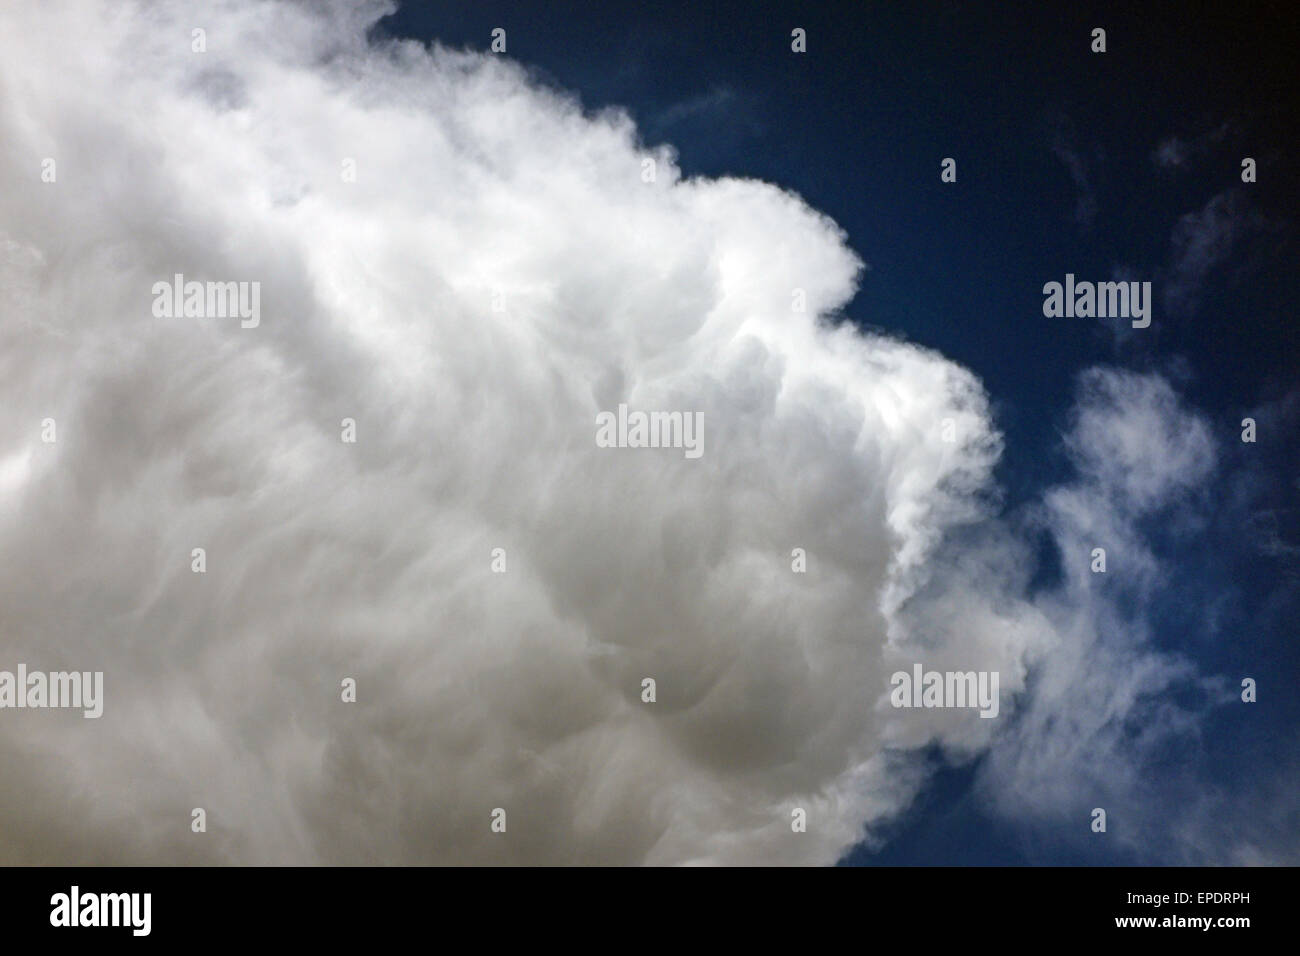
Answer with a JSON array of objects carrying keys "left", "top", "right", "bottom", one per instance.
[{"left": 1164, "top": 190, "right": 1268, "bottom": 314}]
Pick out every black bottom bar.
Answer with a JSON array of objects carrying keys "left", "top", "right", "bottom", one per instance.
[{"left": 0, "top": 865, "right": 1284, "bottom": 942}]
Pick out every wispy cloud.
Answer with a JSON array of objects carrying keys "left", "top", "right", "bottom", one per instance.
[
  {"left": 1164, "top": 189, "right": 1267, "bottom": 314},
  {"left": 1152, "top": 121, "right": 1232, "bottom": 170},
  {"left": 899, "top": 370, "right": 1233, "bottom": 860},
  {"left": 1153, "top": 137, "right": 1189, "bottom": 168},
  {"left": 654, "top": 86, "right": 737, "bottom": 128},
  {"left": 1048, "top": 118, "right": 1098, "bottom": 228}
]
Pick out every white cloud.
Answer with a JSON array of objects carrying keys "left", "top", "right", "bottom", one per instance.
[{"left": 0, "top": 0, "right": 1227, "bottom": 864}]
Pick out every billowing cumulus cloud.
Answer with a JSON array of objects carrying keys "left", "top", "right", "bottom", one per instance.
[{"left": 0, "top": 0, "right": 1226, "bottom": 864}]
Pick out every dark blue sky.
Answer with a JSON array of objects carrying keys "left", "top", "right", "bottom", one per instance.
[{"left": 373, "top": 0, "right": 1299, "bottom": 864}]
